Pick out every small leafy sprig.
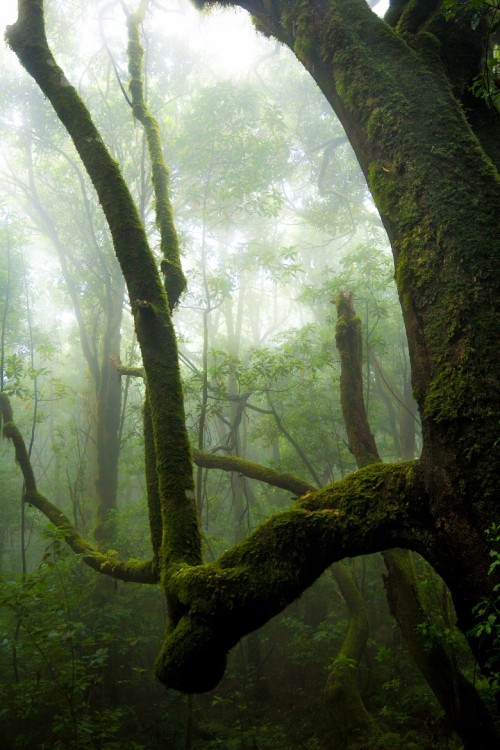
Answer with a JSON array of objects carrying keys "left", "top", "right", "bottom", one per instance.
[
  {"left": 469, "top": 524, "right": 500, "bottom": 693},
  {"left": 444, "top": 0, "right": 500, "bottom": 108}
]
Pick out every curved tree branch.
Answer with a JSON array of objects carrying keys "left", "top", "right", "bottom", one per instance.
[
  {"left": 191, "top": 448, "right": 314, "bottom": 497},
  {"left": 6, "top": 0, "right": 202, "bottom": 579},
  {"left": 156, "top": 459, "right": 428, "bottom": 692},
  {"left": 0, "top": 393, "right": 157, "bottom": 584}
]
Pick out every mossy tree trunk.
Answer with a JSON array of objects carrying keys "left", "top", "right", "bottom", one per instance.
[
  {"left": 185, "top": 0, "right": 500, "bottom": 680},
  {"left": 334, "top": 292, "right": 499, "bottom": 749},
  {"left": 4, "top": 0, "right": 499, "bottom": 700},
  {"left": 326, "top": 562, "right": 380, "bottom": 744}
]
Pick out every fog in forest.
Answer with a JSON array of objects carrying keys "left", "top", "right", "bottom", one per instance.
[{"left": 1, "top": 1, "right": 498, "bottom": 749}]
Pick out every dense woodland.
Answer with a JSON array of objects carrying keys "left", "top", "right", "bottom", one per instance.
[{"left": 0, "top": 0, "right": 499, "bottom": 748}]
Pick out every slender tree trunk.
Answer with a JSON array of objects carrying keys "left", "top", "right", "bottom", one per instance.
[
  {"left": 94, "top": 275, "right": 125, "bottom": 544},
  {"left": 326, "top": 562, "right": 380, "bottom": 744}
]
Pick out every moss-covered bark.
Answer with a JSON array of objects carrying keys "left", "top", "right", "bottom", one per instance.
[
  {"left": 156, "top": 460, "right": 423, "bottom": 692},
  {"left": 335, "top": 292, "right": 380, "bottom": 469},
  {"left": 191, "top": 448, "right": 314, "bottom": 496},
  {"left": 143, "top": 392, "right": 163, "bottom": 569},
  {"left": 326, "top": 563, "right": 380, "bottom": 743},
  {"left": 126, "top": 0, "right": 186, "bottom": 311},
  {"left": 334, "top": 293, "right": 499, "bottom": 747}
]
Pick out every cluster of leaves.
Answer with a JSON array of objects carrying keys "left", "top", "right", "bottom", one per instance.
[
  {"left": 469, "top": 523, "right": 500, "bottom": 693},
  {"left": 444, "top": 0, "right": 500, "bottom": 108},
  {"left": 0, "top": 533, "right": 180, "bottom": 749}
]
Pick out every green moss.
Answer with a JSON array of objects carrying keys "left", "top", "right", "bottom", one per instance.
[
  {"left": 127, "top": 9, "right": 186, "bottom": 311},
  {"left": 424, "top": 363, "right": 468, "bottom": 422},
  {"left": 154, "top": 461, "right": 418, "bottom": 692},
  {"left": 143, "top": 395, "right": 162, "bottom": 565}
]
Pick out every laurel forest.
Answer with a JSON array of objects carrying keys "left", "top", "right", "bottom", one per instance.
[{"left": 0, "top": 0, "right": 499, "bottom": 748}]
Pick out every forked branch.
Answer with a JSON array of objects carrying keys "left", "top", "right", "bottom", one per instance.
[{"left": 156, "top": 458, "right": 424, "bottom": 692}]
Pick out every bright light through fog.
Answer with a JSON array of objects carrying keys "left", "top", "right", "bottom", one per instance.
[
  {"left": 180, "top": 7, "right": 265, "bottom": 75},
  {"left": 0, "top": 0, "right": 17, "bottom": 29},
  {"left": 2, "top": 0, "right": 389, "bottom": 74},
  {"left": 1, "top": 1, "right": 264, "bottom": 77}
]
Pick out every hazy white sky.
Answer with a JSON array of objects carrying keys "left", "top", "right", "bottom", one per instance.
[
  {"left": 1, "top": 0, "right": 268, "bottom": 79},
  {"left": 0, "top": 0, "right": 16, "bottom": 28},
  {"left": 0, "top": 0, "right": 389, "bottom": 45},
  {"left": 1, "top": 0, "right": 391, "bottom": 91}
]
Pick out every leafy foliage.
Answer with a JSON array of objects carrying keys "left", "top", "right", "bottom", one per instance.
[{"left": 469, "top": 524, "right": 500, "bottom": 693}]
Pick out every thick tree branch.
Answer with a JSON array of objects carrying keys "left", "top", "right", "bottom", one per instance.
[
  {"left": 335, "top": 292, "right": 381, "bottom": 467},
  {"left": 156, "top": 459, "right": 426, "bottom": 692},
  {"left": 126, "top": 0, "right": 187, "bottom": 310},
  {"left": 143, "top": 391, "right": 163, "bottom": 567},
  {"left": 116, "top": 364, "right": 145, "bottom": 378}
]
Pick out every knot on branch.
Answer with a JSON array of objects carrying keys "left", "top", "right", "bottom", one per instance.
[{"left": 134, "top": 298, "right": 153, "bottom": 314}]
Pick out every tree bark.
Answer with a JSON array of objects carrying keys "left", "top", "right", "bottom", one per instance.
[
  {"left": 326, "top": 562, "right": 380, "bottom": 744},
  {"left": 334, "top": 291, "right": 499, "bottom": 748},
  {"left": 190, "top": 0, "right": 500, "bottom": 680}
]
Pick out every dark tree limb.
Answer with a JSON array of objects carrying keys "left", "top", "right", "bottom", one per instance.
[
  {"left": 326, "top": 563, "right": 379, "bottom": 741},
  {"left": 143, "top": 391, "right": 163, "bottom": 569},
  {"left": 335, "top": 292, "right": 381, "bottom": 467},
  {"left": 116, "top": 364, "right": 145, "bottom": 378},
  {"left": 191, "top": 449, "right": 314, "bottom": 497},
  {"left": 383, "top": 548, "right": 500, "bottom": 748}
]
